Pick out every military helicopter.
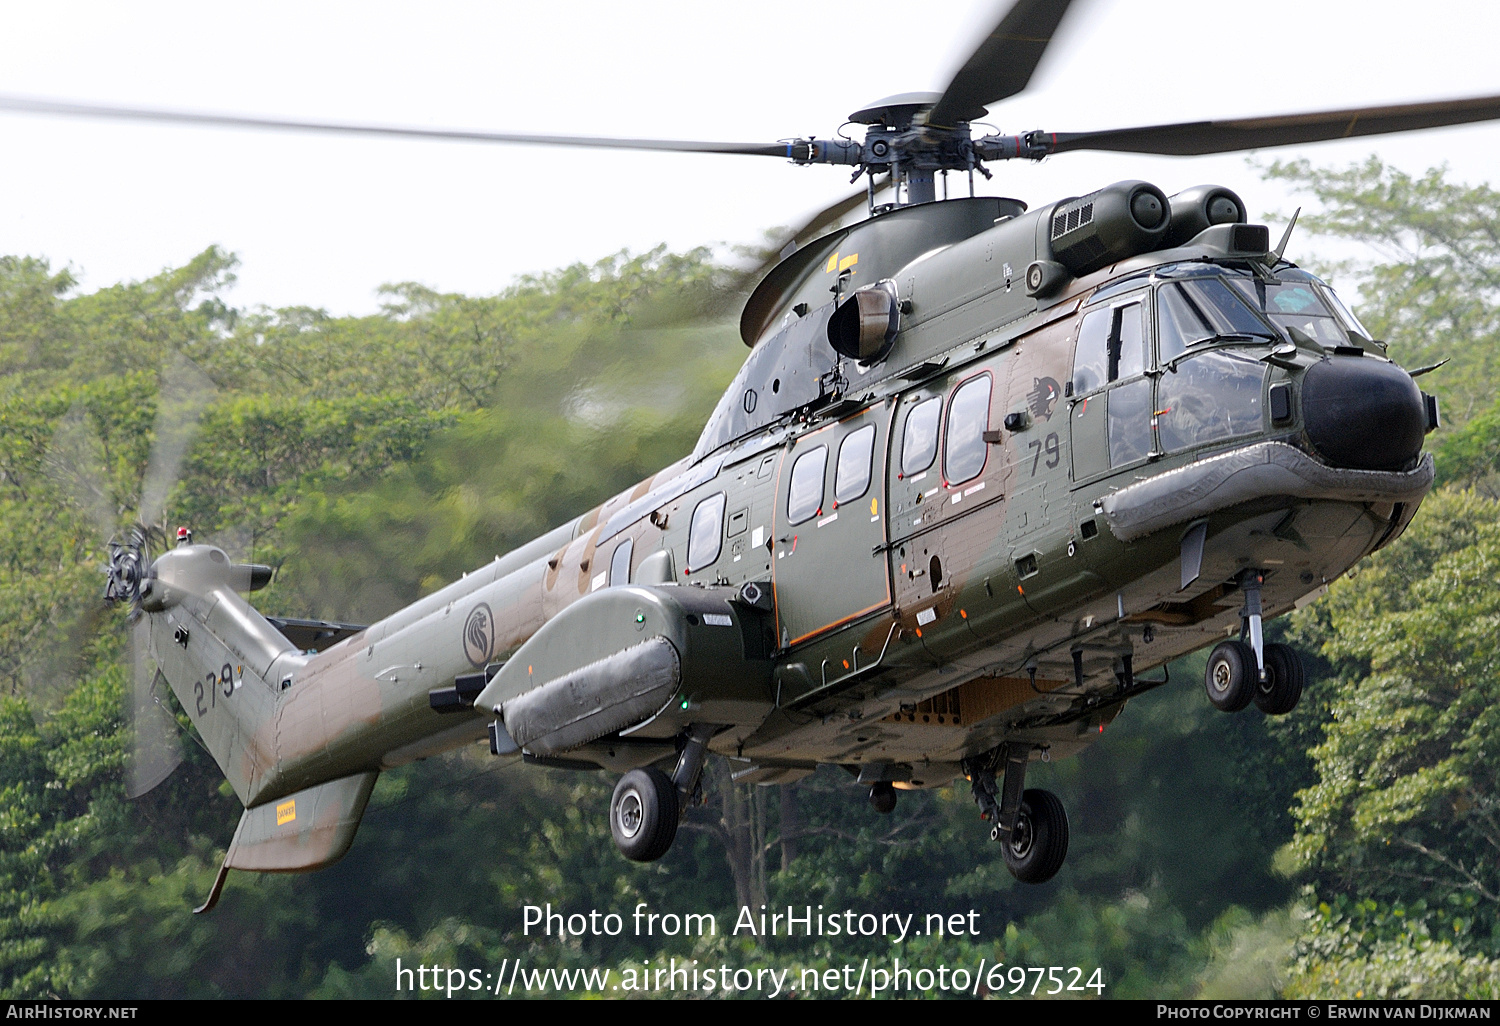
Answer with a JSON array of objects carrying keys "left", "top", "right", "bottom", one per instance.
[{"left": 37, "top": 0, "right": 1493, "bottom": 911}]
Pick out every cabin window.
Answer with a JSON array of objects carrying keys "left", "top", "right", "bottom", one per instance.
[
  {"left": 900, "top": 397, "right": 942, "bottom": 476},
  {"left": 1156, "top": 350, "right": 1266, "bottom": 453},
  {"left": 686, "top": 492, "right": 725, "bottom": 571},
  {"left": 1157, "top": 278, "right": 1273, "bottom": 362},
  {"left": 786, "top": 446, "right": 828, "bottom": 525},
  {"left": 835, "top": 424, "right": 876, "bottom": 504},
  {"left": 944, "top": 375, "right": 992, "bottom": 485},
  {"left": 608, "top": 537, "right": 633, "bottom": 586}
]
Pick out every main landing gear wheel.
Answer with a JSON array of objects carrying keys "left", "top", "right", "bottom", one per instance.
[
  {"left": 1205, "top": 640, "right": 1257, "bottom": 712},
  {"left": 1003, "top": 788, "right": 1069, "bottom": 884},
  {"left": 1254, "top": 642, "right": 1305, "bottom": 715},
  {"left": 869, "top": 782, "right": 897, "bottom": 814},
  {"left": 610, "top": 767, "right": 679, "bottom": 862}
]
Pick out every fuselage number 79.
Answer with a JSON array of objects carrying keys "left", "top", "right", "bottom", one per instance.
[{"left": 1028, "top": 432, "right": 1061, "bottom": 475}]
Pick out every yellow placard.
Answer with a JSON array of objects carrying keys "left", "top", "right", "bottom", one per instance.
[
  {"left": 825, "top": 252, "right": 839, "bottom": 273},
  {"left": 276, "top": 800, "right": 296, "bottom": 825},
  {"left": 838, "top": 253, "right": 859, "bottom": 272}
]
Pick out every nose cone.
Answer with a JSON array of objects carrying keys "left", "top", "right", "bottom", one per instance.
[{"left": 1301, "top": 355, "right": 1426, "bottom": 472}]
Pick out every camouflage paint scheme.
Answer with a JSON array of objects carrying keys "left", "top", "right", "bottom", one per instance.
[{"left": 140, "top": 185, "right": 1433, "bottom": 873}]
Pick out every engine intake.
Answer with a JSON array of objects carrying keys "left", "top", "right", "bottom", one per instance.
[
  {"left": 1163, "top": 184, "right": 1247, "bottom": 248},
  {"left": 1046, "top": 180, "right": 1171, "bottom": 277}
]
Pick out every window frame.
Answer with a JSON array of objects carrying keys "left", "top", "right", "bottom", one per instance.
[
  {"left": 942, "top": 371, "right": 993, "bottom": 487},
  {"left": 786, "top": 446, "right": 829, "bottom": 526},
  {"left": 834, "top": 423, "right": 876, "bottom": 505},
  {"left": 608, "top": 536, "right": 633, "bottom": 587},
  {"left": 900, "top": 396, "right": 943, "bottom": 477},
  {"left": 685, "top": 492, "right": 726, "bottom": 572}
]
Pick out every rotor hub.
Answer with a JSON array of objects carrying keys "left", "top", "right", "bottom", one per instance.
[{"left": 103, "top": 528, "right": 154, "bottom": 607}]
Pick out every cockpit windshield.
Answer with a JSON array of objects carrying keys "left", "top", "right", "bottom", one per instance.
[
  {"left": 1317, "top": 283, "right": 1373, "bottom": 340},
  {"left": 1157, "top": 277, "right": 1274, "bottom": 362},
  {"left": 1227, "top": 278, "right": 1351, "bottom": 347}
]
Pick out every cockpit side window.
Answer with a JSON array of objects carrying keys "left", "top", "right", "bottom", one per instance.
[
  {"left": 1113, "top": 303, "right": 1147, "bottom": 381},
  {"left": 1074, "top": 297, "right": 1148, "bottom": 395},
  {"left": 1317, "top": 284, "right": 1372, "bottom": 340},
  {"left": 1072, "top": 308, "right": 1111, "bottom": 395}
]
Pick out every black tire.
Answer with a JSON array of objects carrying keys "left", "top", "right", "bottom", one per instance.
[
  {"left": 1003, "top": 788, "right": 1069, "bottom": 884},
  {"left": 1255, "top": 643, "right": 1305, "bottom": 715},
  {"left": 1205, "top": 640, "right": 1257, "bottom": 712},
  {"left": 610, "top": 767, "right": 679, "bottom": 862},
  {"left": 869, "top": 782, "right": 897, "bottom": 815}
]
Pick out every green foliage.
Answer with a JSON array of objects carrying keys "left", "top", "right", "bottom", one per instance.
[
  {"left": 1261, "top": 158, "right": 1500, "bottom": 424},
  {"left": 1283, "top": 490, "right": 1500, "bottom": 922},
  {"left": 1283, "top": 896, "right": 1500, "bottom": 1000},
  {"left": 1434, "top": 395, "right": 1500, "bottom": 496}
]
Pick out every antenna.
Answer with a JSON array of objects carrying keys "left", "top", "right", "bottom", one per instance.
[{"left": 1273, "top": 207, "right": 1301, "bottom": 261}]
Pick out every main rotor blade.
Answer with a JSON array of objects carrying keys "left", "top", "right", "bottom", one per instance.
[
  {"left": 1047, "top": 93, "right": 1500, "bottom": 156},
  {"left": 126, "top": 618, "right": 183, "bottom": 800},
  {"left": 927, "top": 0, "right": 1076, "bottom": 128},
  {"left": 139, "top": 352, "right": 216, "bottom": 528},
  {"left": 0, "top": 93, "right": 794, "bottom": 158},
  {"left": 733, "top": 174, "right": 893, "bottom": 297}
]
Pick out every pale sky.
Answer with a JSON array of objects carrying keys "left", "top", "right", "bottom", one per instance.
[{"left": 1, "top": 0, "right": 1497, "bottom": 314}]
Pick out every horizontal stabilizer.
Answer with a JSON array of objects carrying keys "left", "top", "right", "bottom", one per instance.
[
  {"left": 227, "top": 770, "right": 378, "bottom": 872},
  {"left": 265, "top": 616, "right": 367, "bottom": 652},
  {"left": 196, "top": 770, "right": 377, "bottom": 914}
]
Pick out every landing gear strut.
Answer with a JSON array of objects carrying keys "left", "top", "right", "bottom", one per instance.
[
  {"left": 965, "top": 745, "right": 1069, "bottom": 884},
  {"left": 1204, "top": 570, "right": 1305, "bottom": 716},
  {"left": 608, "top": 723, "right": 715, "bottom": 863}
]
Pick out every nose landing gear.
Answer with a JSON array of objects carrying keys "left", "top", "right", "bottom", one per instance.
[{"left": 1204, "top": 570, "right": 1306, "bottom": 716}]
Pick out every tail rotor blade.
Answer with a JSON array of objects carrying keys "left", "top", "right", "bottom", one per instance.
[
  {"left": 140, "top": 352, "right": 217, "bottom": 529},
  {"left": 45, "top": 405, "right": 117, "bottom": 542},
  {"left": 125, "top": 618, "right": 183, "bottom": 799}
]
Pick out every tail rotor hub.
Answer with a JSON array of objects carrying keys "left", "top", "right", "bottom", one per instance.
[{"left": 103, "top": 527, "right": 154, "bottom": 607}]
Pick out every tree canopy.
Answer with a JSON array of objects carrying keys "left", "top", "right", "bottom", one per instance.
[{"left": 4, "top": 158, "right": 1500, "bottom": 998}]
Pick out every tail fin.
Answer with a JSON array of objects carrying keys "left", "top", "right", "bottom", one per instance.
[
  {"left": 140, "top": 543, "right": 384, "bottom": 910},
  {"left": 142, "top": 543, "right": 296, "bottom": 805}
]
